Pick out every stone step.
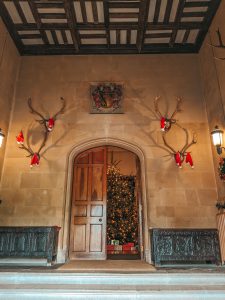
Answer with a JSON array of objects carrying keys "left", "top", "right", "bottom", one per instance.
[
  {"left": 1, "top": 284, "right": 225, "bottom": 300},
  {"left": 0, "top": 271, "right": 225, "bottom": 299},
  {"left": 0, "top": 271, "right": 225, "bottom": 286}
]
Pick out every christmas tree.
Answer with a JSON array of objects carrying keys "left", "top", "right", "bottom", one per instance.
[{"left": 107, "top": 164, "right": 139, "bottom": 245}]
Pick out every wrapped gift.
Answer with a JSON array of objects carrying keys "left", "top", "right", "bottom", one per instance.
[
  {"left": 122, "top": 244, "right": 132, "bottom": 251},
  {"left": 111, "top": 240, "right": 120, "bottom": 245},
  {"left": 127, "top": 243, "right": 134, "bottom": 247},
  {"left": 114, "top": 245, "right": 122, "bottom": 251},
  {"left": 107, "top": 245, "right": 115, "bottom": 251}
]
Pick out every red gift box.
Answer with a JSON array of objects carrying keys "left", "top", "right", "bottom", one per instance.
[
  {"left": 127, "top": 243, "right": 134, "bottom": 247},
  {"left": 122, "top": 244, "right": 131, "bottom": 251},
  {"left": 107, "top": 245, "right": 115, "bottom": 251}
]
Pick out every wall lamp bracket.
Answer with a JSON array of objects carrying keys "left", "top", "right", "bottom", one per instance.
[{"left": 211, "top": 125, "right": 224, "bottom": 155}]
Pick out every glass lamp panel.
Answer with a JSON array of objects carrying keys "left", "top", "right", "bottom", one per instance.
[
  {"left": 0, "top": 135, "right": 3, "bottom": 147},
  {"left": 212, "top": 131, "right": 223, "bottom": 146}
]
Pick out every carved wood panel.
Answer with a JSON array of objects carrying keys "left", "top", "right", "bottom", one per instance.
[
  {"left": 0, "top": 226, "right": 60, "bottom": 263},
  {"left": 151, "top": 228, "right": 221, "bottom": 266}
]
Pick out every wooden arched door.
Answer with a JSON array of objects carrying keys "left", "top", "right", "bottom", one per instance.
[{"left": 69, "top": 147, "right": 107, "bottom": 260}]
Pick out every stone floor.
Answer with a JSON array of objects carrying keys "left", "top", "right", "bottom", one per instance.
[{"left": 58, "top": 260, "right": 156, "bottom": 272}]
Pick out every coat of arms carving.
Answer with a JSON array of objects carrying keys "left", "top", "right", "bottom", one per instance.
[{"left": 90, "top": 83, "right": 123, "bottom": 114}]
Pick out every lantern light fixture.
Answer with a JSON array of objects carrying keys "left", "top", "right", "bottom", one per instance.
[
  {"left": 211, "top": 125, "right": 224, "bottom": 155},
  {"left": 0, "top": 129, "right": 5, "bottom": 148}
]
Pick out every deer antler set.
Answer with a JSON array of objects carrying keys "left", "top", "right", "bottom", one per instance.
[
  {"left": 16, "top": 97, "right": 65, "bottom": 167},
  {"left": 154, "top": 97, "right": 197, "bottom": 168}
]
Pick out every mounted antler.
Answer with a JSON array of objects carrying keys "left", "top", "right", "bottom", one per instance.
[
  {"left": 16, "top": 97, "right": 66, "bottom": 167},
  {"left": 28, "top": 97, "right": 65, "bottom": 131},
  {"left": 209, "top": 28, "right": 225, "bottom": 60},
  {"left": 154, "top": 96, "right": 182, "bottom": 132},
  {"left": 162, "top": 128, "right": 197, "bottom": 168}
]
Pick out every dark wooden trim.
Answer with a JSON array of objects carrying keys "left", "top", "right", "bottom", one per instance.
[
  {"left": 169, "top": 0, "right": 186, "bottom": 47},
  {"left": 153, "top": 0, "right": 161, "bottom": 24},
  {"left": 136, "top": 0, "right": 149, "bottom": 52},
  {"left": 27, "top": 0, "right": 49, "bottom": 45},
  {"left": 0, "top": 0, "right": 221, "bottom": 55},
  {"left": 0, "top": 1, "right": 23, "bottom": 54},
  {"left": 92, "top": 1, "right": 98, "bottom": 24},
  {"left": 64, "top": 0, "right": 80, "bottom": 52},
  {"left": 164, "top": 0, "right": 173, "bottom": 24},
  {"left": 109, "top": 2, "right": 140, "bottom": 9},
  {"left": 182, "top": 29, "right": 190, "bottom": 44},
  {"left": 39, "top": 13, "right": 66, "bottom": 19},
  {"left": 103, "top": 0, "right": 110, "bottom": 48},
  {"left": 80, "top": 0, "right": 87, "bottom": 24},
  {"left": 14, "top": 0, "right": 27, "bottom": 24}
]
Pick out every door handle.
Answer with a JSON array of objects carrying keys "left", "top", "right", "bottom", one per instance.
[{"left": 99, "top": 218, "right": 102, "bottom": 222}]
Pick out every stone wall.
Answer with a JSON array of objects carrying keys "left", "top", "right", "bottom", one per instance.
[
  {"left": 0, "top": 45, "right": 218, "bottom": 261},
  {"left": 0, "top": 18, "right": 20, "bottom": 181},
  {"left": 0, "top": 53, "right": 217, "bottom": 228},
  {"left": 199, "top": 1, "right": 225, "bottom": 198}
]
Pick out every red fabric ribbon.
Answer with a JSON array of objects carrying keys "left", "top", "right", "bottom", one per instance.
[
  {"left": 30, "top": 153, "right": 40, "bottom": 168},
  {"left": 47, "top": 118, "right": 55, "bottom": 131},
  {"left": 160, "top": 117, "right": 166, "bottom": 131},
  {"left": 16, "top": 131, "right": 24, "bottom": 144},
  {"left": 175, "top": 152, "right": 182, "bottom": 168},
  {"left": 186, "top": 152, "right": 194, "bottom": 168}
]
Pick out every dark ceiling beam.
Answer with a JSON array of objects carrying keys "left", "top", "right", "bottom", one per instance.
[
  {"left": 109, "top": 13, "right": 139, "bottom": 18},
  {"left": 39, "top": 13, "right": 66, "bottom": 19},
  {"left": 136, "top": 0, "right": 149, "bottom": 53},
  {"left": 109, "top": 2, "right": 140, "bottom": 9},
  {"left": 103, "top": 0, "right": 110, "bottom": 48},
  {"left": 13, "top": 21, "right": 206, "bottom": 32},
  {"left": 27, "top": 0, "right": 49, "bottom": 45},
  {"left": 0, "top": 0, "right": 221, "bottom": 56},
  {"left": 184, "top": 2, "right": 210, "bottom": 8},
  {"left": 153, "top": 0, "right": 161, "bottom": 24},
  {"left": 64, "top": 0, "right": 80, "bottom": 52},
  {"left": 164, "top": 0, "right": 173, "bottom": 24},
  {"left": 14, "top": 0, "right": 27, "bottom": 24},
  {"left": 0, "top": 1, "right": 23, "bottom": 54},
  {"left": 182, "top": 29, "right": 190, "bottom": 44},
  {"left": 79, "top": 0, "right": 88, "bottom": 24},
  {"left": 169, "top": 0, "right": 186, "bottom": 47},
  {"left": 35, "top": 3, "right": 64, "bottom": 9},
  {"left": 91, "top": 1, "right": 98, "bottom": 24},
  {"left": 80, "top": 34, "right": 106, "bottom": 39}
]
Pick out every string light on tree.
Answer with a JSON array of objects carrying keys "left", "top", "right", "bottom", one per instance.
[{"left": 107, "top": 164, "right": 138, "bottom": 246}]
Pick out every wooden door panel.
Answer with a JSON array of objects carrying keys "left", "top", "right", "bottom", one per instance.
[
  {"left": 70, "top": 147, "right": 107, "bottom": 260},
  {"left": 74, "top": 205, "right": 87, "bottom": 217},
  {"left": 90, "top": 224, "right": 102, "bottom": 252},
  {"left": 91, "top": 166, "right": 103, "bottom": 201},
  {"left": 91, "top": 205, "right": 103, "bottom": 217},
  {"left": 73, "top": 225, "right": 86, "bottom": 252},
  {"left": 75, "top": 167, "right": 88, "bottom": 201}
]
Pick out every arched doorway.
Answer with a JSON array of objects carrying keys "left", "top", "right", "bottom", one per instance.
[{"left": 69, "top": 146, "right": 144, "bottom": 260}]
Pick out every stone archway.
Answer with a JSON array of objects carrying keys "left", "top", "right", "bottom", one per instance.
[{"left": 58, "top": 138, "right": 150, "bottom": 264}]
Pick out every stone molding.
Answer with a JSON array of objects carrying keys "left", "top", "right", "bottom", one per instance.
[{"left": 58, "top": 137, "right": 150, "bottom": 264}]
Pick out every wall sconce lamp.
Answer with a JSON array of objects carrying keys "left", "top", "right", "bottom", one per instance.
[
  {"left": 0, "top": 129, "right": 5, "bottom": 148},
  {"left": 211, "top": 125, "right": 224, "bottom": 155}
]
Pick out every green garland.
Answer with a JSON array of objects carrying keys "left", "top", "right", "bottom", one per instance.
[{"left": 219, "top": 157, "right": 225, "bottom": 181}]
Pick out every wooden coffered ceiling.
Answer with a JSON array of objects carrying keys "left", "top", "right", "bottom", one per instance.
[{"left": 0, "top": 0, "right": 221, "bottom": 55}]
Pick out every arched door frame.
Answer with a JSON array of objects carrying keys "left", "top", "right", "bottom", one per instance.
[{"left": 59, "top": 138, "right": 151, "bottom": 263}]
